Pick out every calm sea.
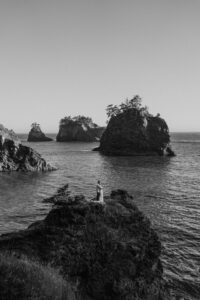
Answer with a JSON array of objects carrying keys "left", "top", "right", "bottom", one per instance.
[{"left": 0, "top": 132, "right": 200, "bottom": 299}]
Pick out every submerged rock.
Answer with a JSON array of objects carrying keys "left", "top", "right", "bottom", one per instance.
[
  {"left": 0, "top": 124, "right": 55, "bottom": 171},
  {"left": 27, "top": 123, "right": 53, "bottom": 142},
  {"left": 56, "top": 115, "right": 105, "bottom": 142},
  {"left": 95, "top": 98, "right": 175, "bottom": 156},
  {"left": 0, "top": 188, "right": 169, "bottom": 300}
]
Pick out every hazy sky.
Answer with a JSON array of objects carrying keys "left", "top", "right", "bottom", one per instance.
[{"left": 0, "top": 0, "right": 200, "bottom": 132}]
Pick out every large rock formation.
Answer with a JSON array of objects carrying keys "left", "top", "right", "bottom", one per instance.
[
  {"left": 27, "top": 123, "right": 53, "bottom": 142},
  {"left": 95, "top": 98, "right": 175, "bottom": 156},
  {"left": 0, "top": 186, "right": 169, "bottom": 300},
  {"left": 56, "top": 116, "right": 105, "bottom": 142},
  {"left": 0, "top": 124, "right": 54, "bottom": 171}
]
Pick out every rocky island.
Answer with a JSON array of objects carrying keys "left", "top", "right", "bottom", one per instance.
[
  {"left": 94, "top": 96, "right": 175, "bottom": 156},
  {"left": 27, "top": 123, "right": 53, "bottom": 142},
  {"left": 0, "top": 124, "right": 54, "bottom": 171},
  {"left": 56, "top": 115, "right": 105, "bottom": 142},
  {"left": 0, "top": 186, "right": 169, "bottom": 300}
]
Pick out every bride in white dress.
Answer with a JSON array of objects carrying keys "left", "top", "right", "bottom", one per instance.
[
  {"left": 99, "top": 185, "right": 104, "bottom": 203},
  {"left": 96, "top": 180, "right": 104, "bottom": 203}
]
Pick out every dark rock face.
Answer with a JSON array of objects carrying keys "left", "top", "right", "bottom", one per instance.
[
  {"left": 0, "top": 188, "right": 168, "bottom": 300},
  {"left": 0, "top": 125, "right": 55, "bottom": 171},
  {"left": 96, "top": 110, "right": 175, "bottom": 156},
  {"left": 27, "top": 126, "right": 53, "bottom": 142},
  {"left": 56, "top": 116, "right": 105, "bottom": 142}
]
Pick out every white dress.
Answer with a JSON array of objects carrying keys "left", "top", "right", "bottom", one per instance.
[{"left": 99, "top": 187, "right": 104, "bottom": 202}]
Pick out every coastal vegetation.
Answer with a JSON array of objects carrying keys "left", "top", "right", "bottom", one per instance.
[
  {"left": 95, "top": 95, "right": 175, "bottom": 156},
  {"left": 0, "top": 188, "right": 167, "bottom": 300},
  {"left": 57, "top": 115, "right": 104, "bottom": 142},
  {"left": 59, "top": 115, "right": 98, "bottom": 128},
  {"left": 0, "top": 253, "right": 75, "bottom": 300},
  {"left": 31, "top": 122, "right": 41, "bottom": 131},
  {"left": 106, "top": 95, "right": 151, "bottom": 120},
  {"left": 28, "top": 123, "right": 53, "bottom": 142}
]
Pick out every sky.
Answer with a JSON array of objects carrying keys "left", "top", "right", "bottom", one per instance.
[{"left": 0, "top": 0, "right": 200, "bottom": 133}]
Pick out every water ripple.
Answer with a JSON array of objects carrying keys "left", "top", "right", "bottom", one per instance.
[{"left": 0, "top": 134, "right": 200, "bottom": 299}]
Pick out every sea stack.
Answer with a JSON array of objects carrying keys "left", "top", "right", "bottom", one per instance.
[
  {"left": 95, "top": 96, "right": 175, "bottom": 156},
  {"left": 27, "top": 123, "right": 53, "bottom": 142},
  {"left": 0, "top": 187, "right": 168, "bottom": 300},
  {"left": 56, "top": 115, "right": 105, "bottom": 142},
  {"left": 0, "top": 124, "right": 54, "bottom": 171}
]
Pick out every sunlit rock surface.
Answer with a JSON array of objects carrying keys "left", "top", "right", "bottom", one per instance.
[
  {"left": 57, "top": 116, "right": 105, "bottom": 142},
  {"left": 0, "top": 124, "right": 54, "bottom": 171}
]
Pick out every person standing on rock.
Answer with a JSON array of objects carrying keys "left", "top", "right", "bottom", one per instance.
[{"left": 96, "top": 180, "right": 103, "bottom": 202}]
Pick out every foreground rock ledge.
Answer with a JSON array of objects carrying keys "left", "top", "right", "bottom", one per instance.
[
  {"left": 0, "top": 189, "right": 169, "bottom": 300},
  {"left": 0, "top": 124, "right": 54, "bottom": 171}
]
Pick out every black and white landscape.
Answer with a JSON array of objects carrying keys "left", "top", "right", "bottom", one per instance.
[{"left": 0, "top": 1, "right": 200, "bottom": 300}]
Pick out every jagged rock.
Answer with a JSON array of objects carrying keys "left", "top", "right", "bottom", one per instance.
[
  {"left": 0, "top": 124, "right": 55, "bottom": 171},
  {"left": 43, "top": 184, "right": 71, "bottom": 203},
  {"left": 0, "top": 188, "right": 169, "bottom": 300},
  {"left": 56, "top": 116, "right": 105, "bottom": 142},
  {"left": 27, "top": 123, "right": 53, "bottom": 142},
  {"left": 95, "top": 108, "right": 175, "bottom": 156}
]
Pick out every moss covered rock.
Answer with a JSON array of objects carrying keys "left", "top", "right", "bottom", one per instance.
[{"left": 0, "top": 188, "right": 169, "bottom": 299}]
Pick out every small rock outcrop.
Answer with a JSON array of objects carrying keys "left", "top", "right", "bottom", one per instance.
[
  {"left": 0, "top": 187, "right": 169, "bottom": 300},
  {"left": 56, "top": 116, "right": 105, "bottom": 142},
  {"left": 0, "top": 124, "right": 54, "bottom": 171},
  {"left": 95, "top": 96, "right": 175, "bottom": 156},
  {"left": 27, "top": 123, "right": 53, "bottom": 142}
]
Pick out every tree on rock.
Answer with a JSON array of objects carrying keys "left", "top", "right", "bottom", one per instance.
[
  {"left": 129, "top": 95, "right": 142, "bottom": 109},
  {"left": 106, "top": 95, "right": 149, "bottom": 120},
  {"left": 31, "top": 123, "right": 41, "bottom": 131},
  {"left": 106, "top": 105, "right": 120, "bottom": 119},
  {"left": 28, "top": 123, "right": 53, "bottom": 142}
]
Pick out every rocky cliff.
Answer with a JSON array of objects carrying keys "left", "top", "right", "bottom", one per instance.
[
  {"left": 27, "top": 124, "right": 53, "bottom": 142},
  {"left": 56, "top": 116, "right": 105, "bottom": 142},
  {"left": 0, "top": 187, "right": 169, "bottom": 300},
  {"left": 95, "top": 101, "right": 175, "bottom": 156},
  {"left": 0, "top": 124, "right": 54, "bottom": 171}
]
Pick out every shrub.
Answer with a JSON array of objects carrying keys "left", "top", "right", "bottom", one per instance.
[
  {"left": 0, "top": 253, "right": 76, "bottom": 300},
  {"left": 106, "top": 95, "right": 151, "bottom": 120},
  {"left": 59, "top": 115, "right": 96, "bottom": 127}
]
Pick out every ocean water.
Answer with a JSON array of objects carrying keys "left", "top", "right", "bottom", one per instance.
[{"left": 0, "top": 132, "right": 200, "bottom": 299}]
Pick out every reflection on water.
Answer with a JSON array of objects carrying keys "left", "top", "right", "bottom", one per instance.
[{"left": 0, "top": 133, "right": 200, "bottom": 299}]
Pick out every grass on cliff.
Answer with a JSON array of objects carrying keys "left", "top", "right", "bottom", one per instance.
[{"left": 0, "top": 252, "right": 76, "bottom": 300}]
